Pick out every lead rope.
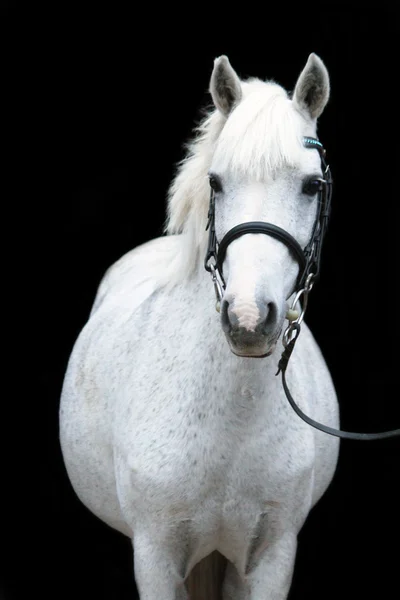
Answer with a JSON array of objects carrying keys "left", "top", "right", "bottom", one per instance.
[{"left": 276, "top": 277, "right": 400, "bottom": 440}]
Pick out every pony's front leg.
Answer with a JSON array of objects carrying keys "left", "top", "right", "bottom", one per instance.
[
  {"left": 223, "top": 532, "right": 297, "bottom": 600},
  {"left": 133, "top": 531, "right": 188, "bottom": 600}
]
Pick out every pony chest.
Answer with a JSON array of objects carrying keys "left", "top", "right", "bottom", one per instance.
[
  {"left": 123, "top": 387, "right": 269, "bottom": 483},
  {"left": 118, "top": 403, "right": 312, "bottom": 512},
  {"left": 115, "top": 359, "right": 313, "bottom": 514},
  {"left": 121, "top": 409, "right": 238, "bottom": 488}
]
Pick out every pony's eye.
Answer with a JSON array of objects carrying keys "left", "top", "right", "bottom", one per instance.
[
  {"left": 302, "top": 178, "right": 323, "bottom": 197},
  {"left": 209, "top": 175, "right": 222, "bottom": 193}
]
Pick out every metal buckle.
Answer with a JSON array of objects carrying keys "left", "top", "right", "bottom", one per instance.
[
  {"left": 283, "top": 273, "right": 315, "bottom": 347},
  {"left": 209, "top": 262, "right": 223, "bottom": 312}
]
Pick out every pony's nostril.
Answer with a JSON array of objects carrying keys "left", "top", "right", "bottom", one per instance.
[
  {"left": 254, "top": 300, "right": 278, "bottom": 334},
  {"left": 221, "top": 299, "right": 238, "bottom": 332},
  {"left": 265, "top": 302, "right": 277, "bottom": 328},
  {"left": 221, "top": 299, "right": 229, "bottom": 331}
]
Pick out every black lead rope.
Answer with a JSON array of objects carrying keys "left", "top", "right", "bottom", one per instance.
[{"left": 276, "top": 325, "right": 400, "bottom": 441}]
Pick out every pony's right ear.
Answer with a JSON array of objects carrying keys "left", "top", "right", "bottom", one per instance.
[
  {"left": 292, "top": 53, "right": 330, "bottom": 120},
  {"left": 210, "top": 55, "right": 242, "bottom": 117}
]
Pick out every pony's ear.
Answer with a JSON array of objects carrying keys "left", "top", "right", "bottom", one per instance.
[
  {"left": 210, "top": 55, "right": 242, "bottom": 117},
  {"left": 292, "top": 53, "right": 330, "bottom": 120}
]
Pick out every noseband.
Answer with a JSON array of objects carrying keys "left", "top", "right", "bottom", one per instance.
[{"left": 204, "top": 137, "right": 400, "bottom": 441}]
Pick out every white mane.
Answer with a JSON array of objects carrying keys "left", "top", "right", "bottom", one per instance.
[{"left": 163, "top": 78, "right": 308, "bottom": 286}]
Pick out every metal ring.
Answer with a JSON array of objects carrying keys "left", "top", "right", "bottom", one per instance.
[{"left": 283, "top": 322, "right": 301, "bottom": 348}]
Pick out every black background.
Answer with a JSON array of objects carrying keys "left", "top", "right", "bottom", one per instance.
[{"left": 3, "top": 5, "right": 399, "bottom": 600}]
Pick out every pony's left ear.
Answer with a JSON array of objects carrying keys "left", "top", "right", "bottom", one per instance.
[
  {"left": 210, "top": 55, "right": 242, "bottom": 117},
  {"left": 292, "top": 53, "right": 330, "bottom": 120}
]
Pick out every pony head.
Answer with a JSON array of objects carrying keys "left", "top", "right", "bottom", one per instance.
[{"left": 167, "top": 54, "right": 330, "bottom": 357}]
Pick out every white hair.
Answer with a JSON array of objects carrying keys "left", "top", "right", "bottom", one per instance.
[{"left": 163, "top": 78, "right": 308, "bottom": 286}]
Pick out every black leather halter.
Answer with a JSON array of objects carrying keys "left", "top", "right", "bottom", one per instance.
[
  {"left": 205, "top": 136, "right": 332, "bottom": 293},
  {"left": 204, "top": 137, "right": 400, "bottom": 441}
]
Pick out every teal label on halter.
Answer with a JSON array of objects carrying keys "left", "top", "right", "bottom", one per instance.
[{"left": 303, "top": 137, "right": 323, "bottom": 150}]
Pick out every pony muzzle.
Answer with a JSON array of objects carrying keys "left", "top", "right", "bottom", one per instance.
[{"left": 221, "top": 295, "right": 280, "bottom": 357}]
